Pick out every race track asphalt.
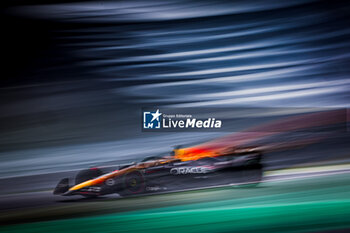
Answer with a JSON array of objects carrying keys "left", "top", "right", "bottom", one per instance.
[{"left": 1, "top": 166, "right": 350, "bottom": 233}]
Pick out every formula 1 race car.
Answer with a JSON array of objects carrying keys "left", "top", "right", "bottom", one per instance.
[{"left": 54, "top": 146, "right": 263, "bottom": 197}]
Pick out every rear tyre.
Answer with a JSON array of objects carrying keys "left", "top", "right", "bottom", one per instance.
[
  {"left": 118, "top": 170, "right": 146, "bottom": 197},
  {"left": 239, "top": 163, "right": 263, "bottom": 187}
]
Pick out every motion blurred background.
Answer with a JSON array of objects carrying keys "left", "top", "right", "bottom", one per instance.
[{"left": 1, "top": 0, "right": 350, "bottom": 232}]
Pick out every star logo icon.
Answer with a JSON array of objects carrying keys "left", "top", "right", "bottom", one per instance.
[
  {"left": 143, "top": 109, "right": 162, "bottom": 129},
  {"left": 151, "top": 109, "right": 162, "bottom": 122}
]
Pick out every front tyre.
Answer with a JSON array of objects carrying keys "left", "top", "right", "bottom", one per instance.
[
  {"left": 118, "top": 170, "right": 146, "bottom": 197},
  {"left": 75, "top": 168, "right": 103, "bottom": 198},
  {"left": 75, "top": 168, "right": 103, "bottom": 185}
]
